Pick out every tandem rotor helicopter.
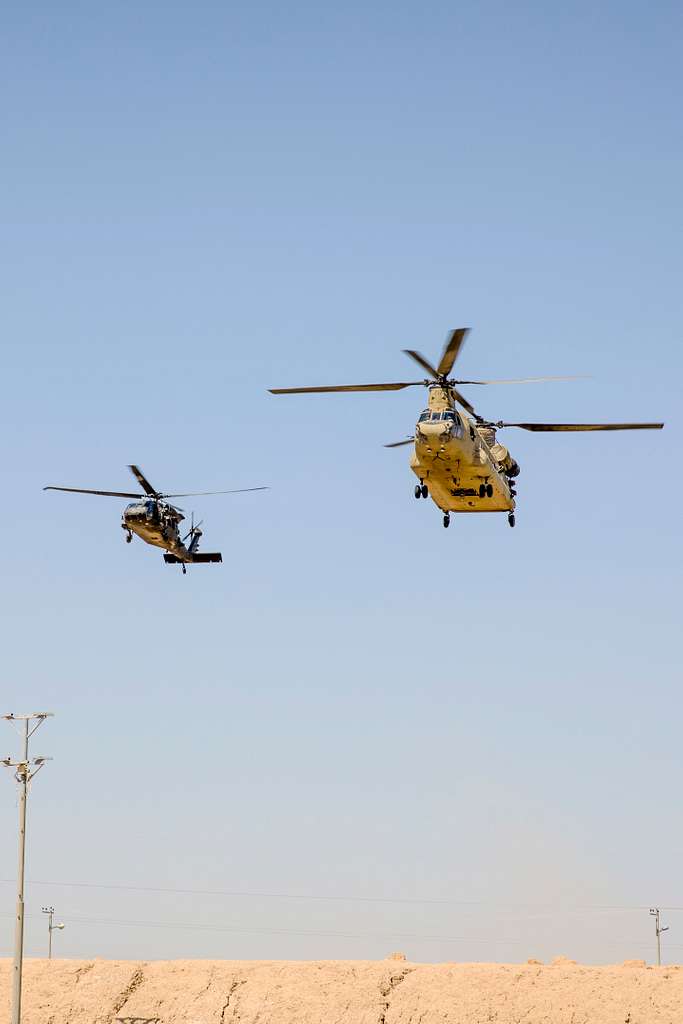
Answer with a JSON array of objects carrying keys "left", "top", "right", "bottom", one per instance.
[
  {"left": 44, "top": 465, "right": 267, "bottom": 573},
  {"left": 270, "top": 328, "right": 664, "bottom": 529}
]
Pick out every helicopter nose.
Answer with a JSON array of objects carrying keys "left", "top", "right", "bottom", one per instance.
[
  {"left": 418, "top": 423, "right": 451, "bottom": 440},
  {"left": 123, "top": 506, "right": 145, "bottom": 523}
]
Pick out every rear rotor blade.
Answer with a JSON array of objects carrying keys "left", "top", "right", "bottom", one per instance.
[
  {"left": 269, "top": 382, "right": 423, "bottom": 394},
  {"left": 455, "top": 375, "right": 589, "bottom": 385},
  {"left": 384, "top": 437, "right": 415, "bottom": 448},
  {"left": 44, "top": 486, "right": 143, "bottom": 498},
  {"left": 402, "top": 350, "right": 439, "bottom": 378},
  {"left": 499, "top": 422, "right": 664, "bottom": 432},
  {"left": 128, "top": 465, "right": 158, "bottom": 496},
  {"left": 162, "top": 486, "right": 269, "bottom": 498},
  {"left": 437, "top": 328, "right": 469, "bottom": 377}
]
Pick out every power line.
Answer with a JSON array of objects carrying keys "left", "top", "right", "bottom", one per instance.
[
  {"left": 5, "top": 908, "right": 683, "bottom": 951},
  {"left": 0, "top": 877, "right": 677, "bottom": 912}
]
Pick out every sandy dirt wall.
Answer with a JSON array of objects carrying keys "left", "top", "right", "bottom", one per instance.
[{"left": 2, "top": 957, "right": 683, "bottom": 1023}]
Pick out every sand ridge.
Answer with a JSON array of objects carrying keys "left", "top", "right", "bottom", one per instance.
[{"left": 2, "top": 956, "right": 683, "bottom": 1023}]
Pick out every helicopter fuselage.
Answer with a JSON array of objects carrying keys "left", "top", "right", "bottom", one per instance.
[
  {"left": 122, "top": 500, "right": 191, "bottom": 558},
  {"left": 411, "top": 386, "right": 517, "bottom": 514}
]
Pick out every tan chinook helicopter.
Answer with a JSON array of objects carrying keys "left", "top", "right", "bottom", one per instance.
[
  {"left": 44, "top": 465, "right": 267, "bottom": 573},
  {"left": 270, "top": 328, "right": 663, "bottom": 528}
]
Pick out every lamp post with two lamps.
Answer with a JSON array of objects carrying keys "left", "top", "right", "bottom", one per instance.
[
  {"left": 41, "top": 907, "right": 65, "bottom": 959},
  {"left": 2, "top": 711, "right": 54, "bottom": 1024},
  {"left": 650, "top": 908, "right": 669, "bottom": 966}
]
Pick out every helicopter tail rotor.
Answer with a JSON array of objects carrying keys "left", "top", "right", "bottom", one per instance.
[{"left": 182, "top": 513, "right": 205, "bottom": 552}]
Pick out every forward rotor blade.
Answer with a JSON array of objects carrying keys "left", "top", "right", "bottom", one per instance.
[
  {"left": 44, "top": 486, "right": 143, "bottom": 498},
  {"left": 455, "top": 375, "right": 589, "bottom": 385},
  {"left": 402, "top": 349, "right": 439, "bottom": 378},
  {"left": 499, "top": 422, "right": 665, "bottom": 432},
  {"left": 128, "top": 465, "right": 158, "bottom": 496},
  {"left": 384, "top": 437, "right": 415, "bottom": 448},
  {"left": 437, "top": 328, "right": 469, "bottom": 377},
  {"left": 450, "top": 386, "right": 477, "bottom": 417},
  {"left": 269, "top": 382, "right": 423, "bottom": 394},
  {"left": 162, "top": 486, "right": 269, "bottom": 498}
]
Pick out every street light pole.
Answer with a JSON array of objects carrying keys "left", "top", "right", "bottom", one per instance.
[
  {"left": 2, "top": 712, "right": 54, "bottom": 1024},
  {"left": 41, "top": 907, "right": 65, "bottom": 959},
  {"left": 649, "top": 907, "right": 669, "bottom": 966}
]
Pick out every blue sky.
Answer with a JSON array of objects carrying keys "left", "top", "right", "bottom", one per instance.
[{"left": 1, "top": 1, "right": 681, "bottom": 965}]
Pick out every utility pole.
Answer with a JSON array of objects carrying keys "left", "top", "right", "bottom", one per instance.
[
  {"left": 2, "top": 712, "right": 54, "bottom": 1024},
  {"left": 41, "top": 907, "right": 65, "bottom": 959},
  {"left": 649, "top": 907, "right": 669, "bottom": 966}
]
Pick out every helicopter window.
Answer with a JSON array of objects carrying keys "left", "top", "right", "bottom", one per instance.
[{"left": 418, "top": 411, "right": 430, "bottom": 422}]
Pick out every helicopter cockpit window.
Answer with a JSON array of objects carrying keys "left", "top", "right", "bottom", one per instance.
[
  {"left": 438, "top": 409, "right": 463, "bottom": 436},
  {"left": 419, "top": 410, "right": 462, "bottom": 423},
  {"left": 146, "top": 500, "right": 155, "bottom": 515}
]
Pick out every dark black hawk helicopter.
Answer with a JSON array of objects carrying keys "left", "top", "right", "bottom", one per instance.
[{"left": 44, "top": 465, "right": 267, "bottom": 573}]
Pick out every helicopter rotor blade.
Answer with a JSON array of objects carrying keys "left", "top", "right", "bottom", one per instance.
[
  {"left": 44, "top": 486, "right": 143, "bottom": 498},
  {"left": 497, "top": 422, "right": 665, "bottom": 432},
  {"left": 455, "top": 375, "right": 589, "bottom": 385},
  {"left": 161, "top": 486, "right": 269, "bottom": 498},
  {"left": 384, "top": 437, "right": 415, "bottom": 448},
  {"left": 128, "top": 465, "right": 159, "bottom": 496},
  {"left": 450, "top": 386, "right": 478, "bottom": 417},
  {"left": 437, "top": 328, "right": 469, "bottom": 377},
  {"left": 402, "top": 350, "right": 439, "bottom": 378},
  {"left": 269, "top": 382, "right": 423, "bottom": 394}
]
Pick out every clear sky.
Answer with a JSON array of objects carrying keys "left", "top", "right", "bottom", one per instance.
[{"left": 1, "top": 0, "right": 681, "bottom": 966}]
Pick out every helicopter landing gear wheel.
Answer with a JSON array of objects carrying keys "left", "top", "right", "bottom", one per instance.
[
  {"left": 486, "top": 483, "right": 494, "bottom": 498},
  {"left": 125, "top": 532, "right": 132, "bottom": 544},
  {"left": 421, "top": 484, "right": 428, "bottom": 499},
  {"left": 443, "top": 513, "right": 450, "bottom": 528},
  {"left": 181, "top": 563, "right": 187, "bottom": 575},
  {"left": 508, "top": 513, "right": 516, "bottom": 528},
  {"left": 479, "top": 483, "right": 486, "bottom": 498},
  {"left": 414, "top": 484, "right": 422, "bottom": 499}
]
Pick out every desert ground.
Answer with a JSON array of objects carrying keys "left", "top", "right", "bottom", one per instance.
[{"left": 2, "top": 955, "right": 683, "bottom": 1023}]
